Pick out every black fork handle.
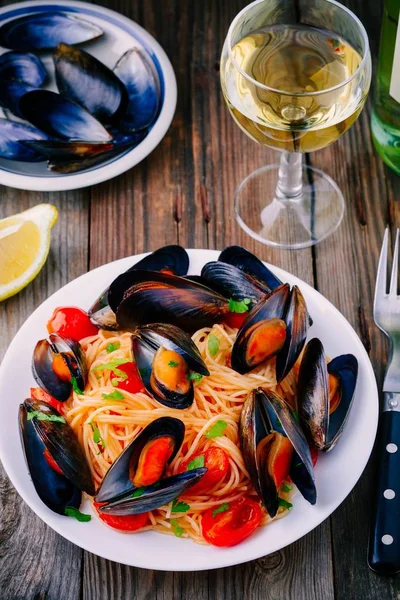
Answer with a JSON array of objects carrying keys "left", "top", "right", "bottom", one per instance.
[{"left": 368, "top": 396, "right": 400, "bottom": 574}]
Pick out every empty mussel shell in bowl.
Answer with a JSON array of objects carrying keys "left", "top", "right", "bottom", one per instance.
[
  {"left": 219, "top": 245, "right": 283, "bottom": 291},
  {"left": 0, "top": 51, "right": 46, "bottom": 86},
  {"left": 0, "top": 118, "right": 49, "bottom": 161}
]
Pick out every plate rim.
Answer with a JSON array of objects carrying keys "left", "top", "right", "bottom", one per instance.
[
  {"left": 0, "top": 0, "right": 177, "bottom": 192},
  {"left": 0, "top": 249, "right": 379, "bottom": 570}
]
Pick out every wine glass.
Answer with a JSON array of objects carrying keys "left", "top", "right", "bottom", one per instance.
[{"left": 220, "top": 0, "right": 371, "bottom": 249}]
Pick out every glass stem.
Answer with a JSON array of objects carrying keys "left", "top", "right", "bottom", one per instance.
[{"left": 274, "top": 151, "right": 303, "bottom": 202}]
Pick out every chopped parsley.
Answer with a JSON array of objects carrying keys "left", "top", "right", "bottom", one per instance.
[
  {"left": 89, "top": 421, "right": 105, "bottom": 448},
  {"left": 171, "top": 499, "right": 190, "bottom": 513},
  {"left": 186, "top": 454, "right": 205, "bottom": 470},
  {"left": 188, "top": 372, "right": 203, "bottom": 382},
  {"left": 212, "top": 502, "right": 230, "bottom": 518},
  {"left": 102, "top": 390, "right": 125, "bottom": 400},
  {"left": 92, "top": 358, "right": 130, "bottom": 381},
  {"left": 64, "top": 506, "right": 91, "bottom": 522},
  {"left": 71, "top": 376, "right": 84, "bottom": 395},
  {"left": 168, "top": 360, "right": 179, "bottom": 367},
  {"left": 27, "top": 411, "right": 65, "bottom": 424},
  {"left": 131, "top": 487, "right": 145, "bottom": 498},
  {"left": 228, "top": 297, "right": 251, "bottom": 313},
  {"left": 208, "top": 334, "right": 220, "bottom": 357},
  {"left": 278, "top": 497, "right": 293, "bottom": 510},
  {"left": 139, "top": 367, "right": 148, "bottom": 377},
  {"left": 292, "top": 411, "right": 299, "bottom": 423},
  {"left": 205, "top": 420, "right": 227, "bottom": 439},
  {"left": 280, "top": 483, "right": 293, "bottom": 493},
  {"left": 106, "top": 342, "right": 120, "bottom": 354},
  {"left": 170, "top": 518, "right": 184, "bottom": 537}
]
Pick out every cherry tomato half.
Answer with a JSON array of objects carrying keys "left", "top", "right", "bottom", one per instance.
[
  {"left": 224, "top": 312, "right": 247, "bottom": 330},
  {"left": 310, "top": 445, "right": 318, "bottom": 467},
  {"left": 43, "top": 448, "right": 64, "bottom": 475},
  {"left": 202, "top": 496, "right": 262, "bottom": 547},
  {"left": 47, "top": 306, "right": 98, "bottom": 341},
  {"left": 94, "top": 503, "right": 148, "bottom": 532},
  {"left": 180, "top": 447, "right": 229, "bottom": 494},
  {"left": 110, "top": 362, "right": 144, "bottom": 393},
  {"left": 30, "top": 387, "right": 64, "bottom": 414}
]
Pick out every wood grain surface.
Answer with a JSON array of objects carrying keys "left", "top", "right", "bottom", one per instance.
[{"left": 0, "top": 0, "right": 399, "bottom": 598}]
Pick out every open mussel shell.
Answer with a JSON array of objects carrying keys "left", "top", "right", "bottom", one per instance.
[
  {"left": 98, "top": 469, "right": 207, "bottom": 516},
  {"left": 0, "top": 12, "right": 103, "bottom": 51},
  {"left": 297, "top": 339, "right": 358, "bottom": 451},
  {"left": 116, "top": 270, "right": 229, "bottom": 333},
  {"left": 19, "top": 402, "right": 81, "bottom": 514},
  {"left": 22, "top": 140, "right": 115, "bottom": 161},
  {"left": 19, "top": 90, "right": 112, "bottom": 141},
  {"left": 0, "top": 51, "right": 46, "bottom": 86},
  {"left": 54, "top": 43, "right": 125, "bottom": 121},
  {"left": 95, "top": 417, "right": 185, "bottom": 503},
  {"left": 219, "top": 246, "right": 282, "bottom": 291},
  {"left": 88, "top": 245, "right": 189, "bottom": 330},
  {"left": 32, "top": 333, "right": 87, "bottom": 402},
  {"left": 23, "top": 399, "right": 95, "bottom": 496},
  {"left": 276, "top": 285, "right": 309, "bottom": 383},
  {"left": 114, "top": 48, "right": 160, "bottom": 132},
  {"left": 132, "top": 324, "right": 209, "bottom": 409},
  {"left": 231, "top": 284, "right": 290, "bottom": 374},
  {"left": 240, "top": 388, "right": 316, "bottom": 517},
  {"left": 200, "top": 261, "right": 267, "bottom": 306},
  {"left": 0, "top": 118, "right": 49, "bottom": 161},
  {"left": 0, "top": 81, "right": 36, "bottom": 117}
]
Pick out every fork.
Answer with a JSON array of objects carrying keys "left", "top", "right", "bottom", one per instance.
[{"left": 368, "top": 228, "right": 400, "bottom": 574}]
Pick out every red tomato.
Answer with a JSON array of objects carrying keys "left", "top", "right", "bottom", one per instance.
[
  {"left": 179, "top": 447, "right": 229, "bottom": 494},
  {"left": 43, "top": 448, "right": 64, "bottom": 475},
  {"left": 111, "top": 362, "right": 144, "bottom": 393},
  {"left": 202, "top": 496, "right": 262, "bottom": 547},
  {"left": 224, "top": 312, "right": 247, "bottom": 329},
  {"left": 47, "top": 306, "right": 98, "bottom": 341},
  {"left": 94, "top": 503, "right": 148, "bottom": 531},
  {"left": 310, "top": 445, "right": 318, "bottom": 467},
  {"left": 30, "top": 387, "right": 64, "bottom": 414}
]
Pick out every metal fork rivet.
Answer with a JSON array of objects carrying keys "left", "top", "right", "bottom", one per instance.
[
  {"left": 382, "top": 534, "right": 394, "bottom": 545},
  {"left": 390, "top": 399, "right": 398, "bottom": 408},
  {"left": 384, "top": 489, "right": 396, "bottom": 499},
  {"left": 386, "top": 443, "right": 398, "bottom": 453}
]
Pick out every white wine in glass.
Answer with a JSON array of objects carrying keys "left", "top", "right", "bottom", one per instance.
[{"left": 221, "top": 0, "right": 371, "bottom": 249}]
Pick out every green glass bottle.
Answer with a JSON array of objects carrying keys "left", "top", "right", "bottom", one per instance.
[{"left": 371, "top": 0, "right": 400, "bottom": 175}]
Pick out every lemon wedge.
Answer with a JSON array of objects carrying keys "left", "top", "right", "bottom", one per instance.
[{"left": 0, "top": 204, "right": 58, "bottom": 301}]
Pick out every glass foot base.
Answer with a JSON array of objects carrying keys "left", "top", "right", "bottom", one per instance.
[{"left": 234, "top": 164, "right": 345, "bottom": 250}]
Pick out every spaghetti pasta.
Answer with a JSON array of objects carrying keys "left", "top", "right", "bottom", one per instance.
[{"left": 63, "top": 323, "right": 296, "bottom": 543}]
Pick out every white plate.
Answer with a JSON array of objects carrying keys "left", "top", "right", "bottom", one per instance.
[
  {"left": 0, "top": 0, "right": 177, "bottom": 191},
  {"left": 0, "top": 250, "right": 378, "bottom": 571}
]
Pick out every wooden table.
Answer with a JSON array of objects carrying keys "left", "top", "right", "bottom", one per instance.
[{"left": 1, "top": 0, "right": 399, "bottom": 598}]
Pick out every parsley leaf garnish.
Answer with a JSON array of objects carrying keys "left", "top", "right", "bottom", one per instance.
[
  {"left": 205, "top": 420, "right": 227, "bottom": 439},
  {"left": 92, "top": 358, "right": 130, "bottom": 382},
  {"left": 292, "top": 411, "right": 299, "bottom": 423},
  {"left": 278, "top": 497, "right": 293, "bottom": 510},
  {"left": 102, "top": 390, "right": 125, "bottom": 400},
  {"left": 186, "top": 454, "right": 205, "bottom": 470},
  {"left": 106, "top": 342, "right": 120, "bottom": 354},
  {"left": 171, "top": 499, "right": 190, "bottom": 513},
  {"left": 170, "top": 518, "right": 184, "bottom": 537},
  {"left": 139, "top": 367, "right": 148, "bottom": 377},
  {"left": 65, "top": 506, "right": 91, "bottom": 522},
  {"left": 228, "top": 297, "right": 251, "bottom": 313},
  {"left": 188, "top": 372, "right": 203, "bottom": 382},
  {"left": 89, "top": 421, "right": 105, "bottom": 448},
  {"left": 280, "top": 483, "right": 293, "bottom": 493},
  {"left": 168, "top": 360, "right": 179, "bottom": 367},
  {"left": 71, "top": 376, "right": 84, "bottom": 395},
  {"left": 132, "top": 487, "right": 145, "bottom": 498},
  {"left": 212, "top": 503, "right": 230, "bottom": 518},
  {"left": 27, "top": 411, "right": 65, "bottom": 424},
  {"left": 208, "top": 334, "right": 220, "bottom": 357}
]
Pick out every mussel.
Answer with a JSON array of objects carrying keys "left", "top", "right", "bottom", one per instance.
[
  {"left": 19, "top": 398, "right": 95, "bottom": 514},
  {"left": 0, "top": 51, "right": 46, "bottom": 86},
  {"left": 219, "top": 246, "right": 282, "bottom": 292},
  {"left": 240, "top": 388, "right": 316, "bottom": 518},
  {"left": 116, "top": 270, "right": 229, "bottom": 333},
  {"left": 88, "top": 245, "right": 190, "bottom": 330},
  {"left": 19, "top": 90, "right": 112, "bottom": 142},
  {"left": 131, "top": 324, "right": 209, "bottom": 409},
  {"left": 0, "top": 81, "right": 36, "bottom": 118},
  {"left": 95, "top": 417, "right": 206, "bottom": 514},
  {"left": 231, "top": 284, "right": 308, "bottom": 382},
  {"left": 0, "top": 12, "right": 103, "bottom": 51},
  {"left": 201, "top": 261, "right": 268, "bottom": 306},
  {"left": 114, "top": 48, "right": 160, "bottom": 132},
  {"left": 32, "top": 334, "right": 87, "bottom": 402},
  {"left": 297, "top": 338, "right": 358, "bottom": 451},
  {"left": 54, "top": 43, "right": 125, "bottom": 121},
  {"left": 0, "top": 118, "right": 49, "bottom": 161}
]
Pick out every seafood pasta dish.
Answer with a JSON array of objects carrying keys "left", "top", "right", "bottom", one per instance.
[{"left": 20, "top": 246, "right": 357, "bottom": 546}]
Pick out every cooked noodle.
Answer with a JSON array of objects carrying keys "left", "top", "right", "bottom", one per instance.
[{"left": 63, "top": 324, "right": 296, "bottom": 543}]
